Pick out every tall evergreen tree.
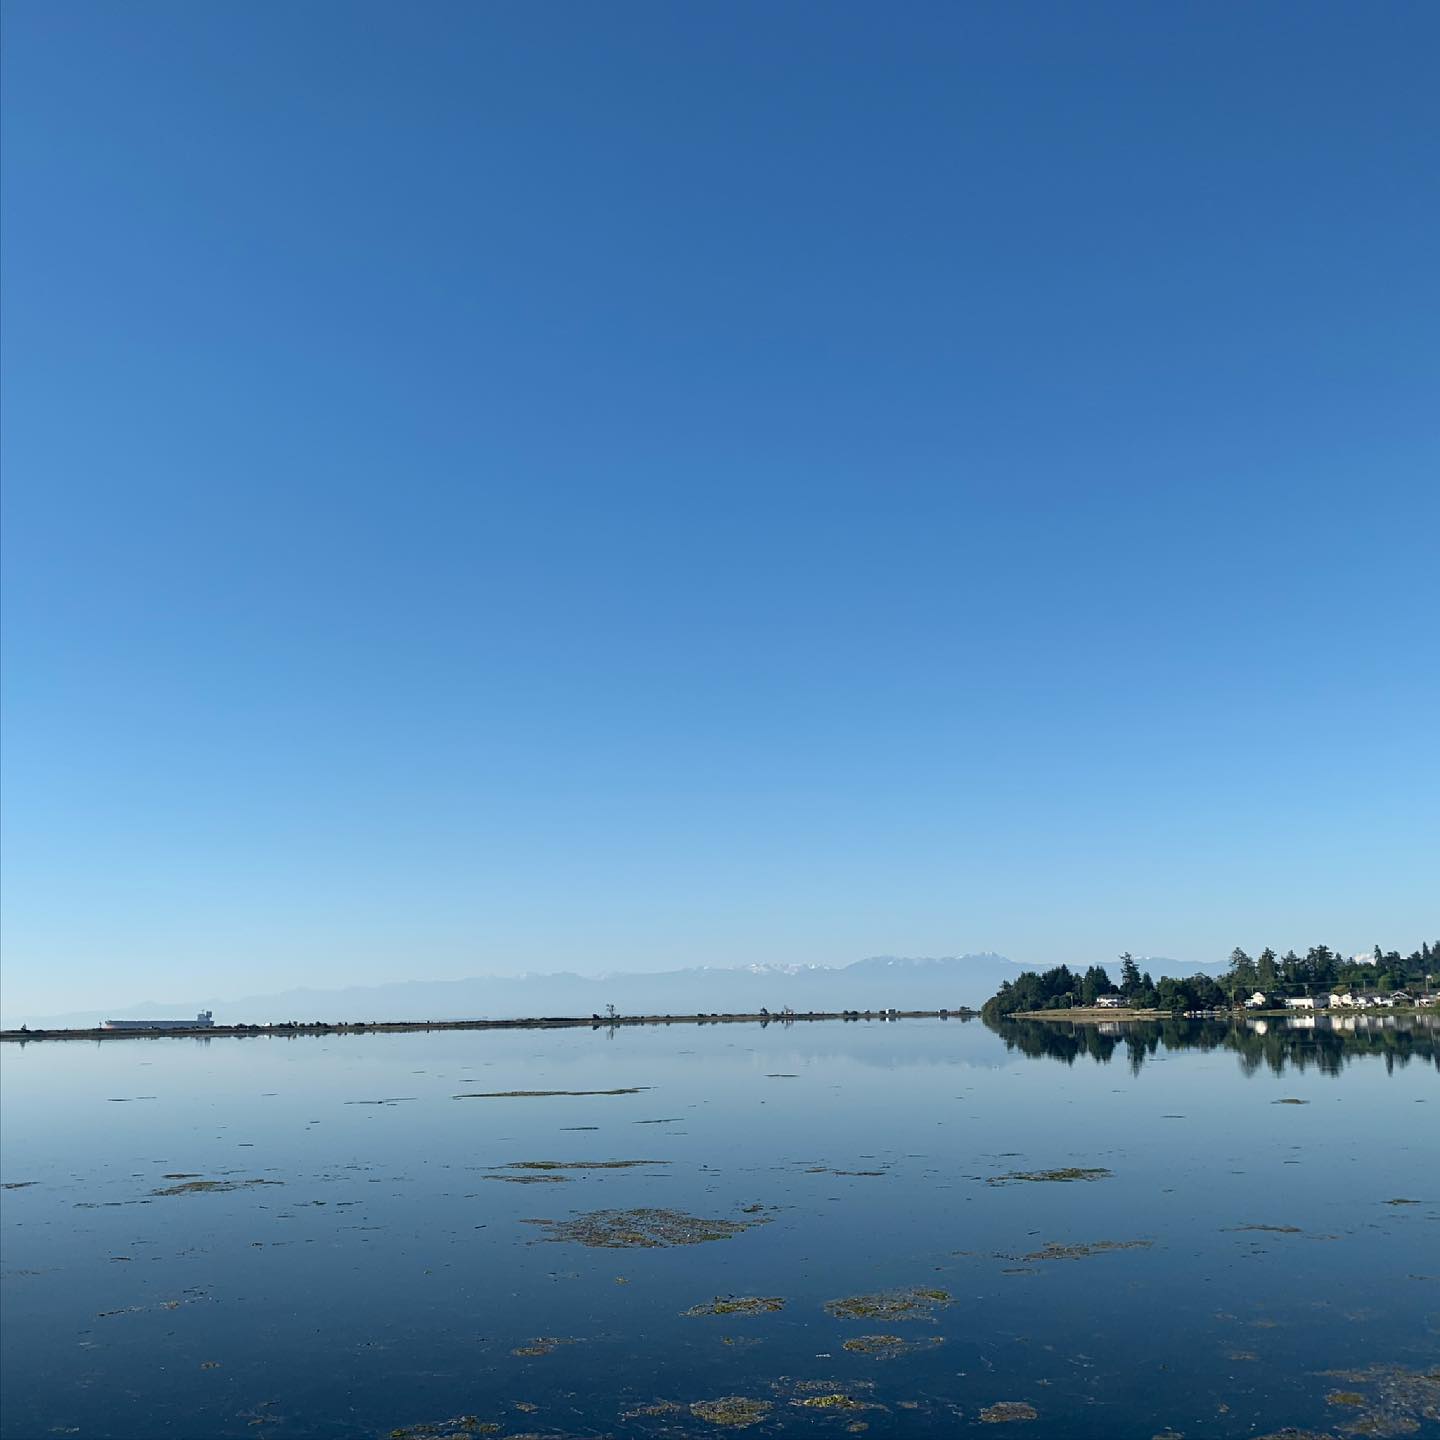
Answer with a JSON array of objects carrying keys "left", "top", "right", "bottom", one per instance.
[
  {"left": 1256, "top": 948, "right": 1278, "bottom": 990},
  {"left": 1119, "top": 952, "right": 1142, "bottom": 997}
]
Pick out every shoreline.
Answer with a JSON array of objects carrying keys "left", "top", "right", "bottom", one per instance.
[
  {"left": 1008, "top": 1006, "right": 1431, "bottom": 1022},
  {"left": 0, "top": 1007, "right": 977, "bottom": 1043}
]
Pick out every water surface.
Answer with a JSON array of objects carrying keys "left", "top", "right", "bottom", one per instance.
[{"left": 2, "top": 1016, "right": 1436, "bottom": 1439}]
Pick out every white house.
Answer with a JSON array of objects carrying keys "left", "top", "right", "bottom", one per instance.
[
  {"left": 1244, "top": 991, "right": 1270, "bottom": 1009},
  {"left": 1094, "top": 994, "right": 1124, "bottom": 1009},
  {"left": 1284, "top": 996, "right": 1316, "bottom": 1010}
]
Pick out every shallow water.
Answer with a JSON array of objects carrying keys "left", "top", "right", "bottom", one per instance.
[{"left": 2, "top": 1016, "right": 1436, "bottom": 1439}]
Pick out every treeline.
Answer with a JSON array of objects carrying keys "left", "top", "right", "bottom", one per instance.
[{"left": 981, "top": 941, "right": 1438, "bottom": 1021}]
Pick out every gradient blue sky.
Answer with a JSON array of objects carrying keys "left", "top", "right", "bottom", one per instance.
[{"left": 3, "top": 1, "right": 1436, "bottom": 1017}]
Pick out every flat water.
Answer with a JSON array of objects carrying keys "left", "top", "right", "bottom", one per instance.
[{"left": 2, "top": 1016, "right": 1436, "bottom": 1439}]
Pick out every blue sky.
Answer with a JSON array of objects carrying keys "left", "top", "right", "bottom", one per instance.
[{"left": 3, "top": 1, "right": 1436, "bottom": 1017}]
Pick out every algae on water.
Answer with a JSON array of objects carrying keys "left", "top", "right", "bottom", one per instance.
[
  {"left": 389, "top": 1419, "right": 499, "bottom": 1439},
  {"left": 690, "top": 1397, "right": 773, "bottom": 1428},
  {"left": 524, "top": 1207, "right": 770, "bottom": 1249},
  {"left": 824, "top": 1287, "right": 952, "bottom": 1322},
  {"left": 150, "top": 1178, "right": 282, "bottom": 1197},
  {"left": 452, "top": 1088, "right": 650, "bottom": 1099},
  {"left": 841, "top": 1334, "right": 945, "bottom": 1358},
  {"left": 979, "top": 1401, "right": 1039, "bottom": 1423},
  {"left": 1017, "top": 1239, "right": 1151, "bottom": 1262},
  {"left": 503, "top": 1160, "right": 667, "bottom": 1171},
  {"left": 684, "top": 1296, "right": 785, "bottom": 1317},
  {"left": 987, "top": 1168, "right": 1111, "bottom": 1186}
]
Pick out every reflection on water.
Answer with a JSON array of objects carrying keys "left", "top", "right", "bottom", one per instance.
[
  {"left": 989, "top": 1013, "right": 1440, "bottom": 1076},
  {"left": 2, "top": 1017, "right": 1436, "bottom": 1440}
]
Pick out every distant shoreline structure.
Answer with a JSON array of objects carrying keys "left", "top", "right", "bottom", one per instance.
[
  {"left": 101, "top": 1010, "right": 214, "bottom": 1031},
  {"left": 0, "top": 1006, "right": 977, "bottom": 1042}
]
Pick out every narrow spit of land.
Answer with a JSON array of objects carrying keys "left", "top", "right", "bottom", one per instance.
[
  {"left": 0, "top": 1008, "right": 977, "bottom": 1043},
  {"left": 1010, "top": 1005, "right": 1433, "bottom": 1021}
]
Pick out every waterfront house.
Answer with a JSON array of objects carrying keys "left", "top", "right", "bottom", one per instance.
[
  {"left": 1094, "top": 994, "right": 1123, "bottom": 1009},
  {"left": 1243, "top": 991, "right": 1270, "bottom": 1009},
  {"left": 1284, "top": 996, "right": 1316, "bottom": 1010}
]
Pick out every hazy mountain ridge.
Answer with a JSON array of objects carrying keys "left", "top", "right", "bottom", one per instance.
[
  {"left": 7, "top": 952, "right": 1231, "bottom": 1029},
  {"left": 11, "top": 953, "right": 1024, "bottom": 1028}
]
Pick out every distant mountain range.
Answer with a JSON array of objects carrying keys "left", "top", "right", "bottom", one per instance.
[{"left": 9, "top": 952, "right": 1227, "bottom": 1030}]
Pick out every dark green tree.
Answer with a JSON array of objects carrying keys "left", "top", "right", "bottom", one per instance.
[
  {"left": 1256, "top": 948, "right": 1278, "bottom": 991},
  {"left": 1119, "top": 953, "right": 1142, "bottom": 997}
]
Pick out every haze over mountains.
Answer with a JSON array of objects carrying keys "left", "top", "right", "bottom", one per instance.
[{"left": 9, "top": 953, "right": 1223, "bottom": 1029}]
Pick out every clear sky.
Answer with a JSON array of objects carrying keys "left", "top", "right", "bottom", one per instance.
[{"left": 2, "top": 1, "right": 1436, "bottom": 1018}]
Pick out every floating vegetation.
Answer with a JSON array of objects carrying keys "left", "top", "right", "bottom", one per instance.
[
  {"left": 344, "top": 1098, "right": 415, "bottom": 1106},
  {"left": 979, "top": 1401, "right": 1038, "bottom": 1423},
  {"left": 1228, "top": 1224, "right": 1303, "bottom": 1234},
  {"left": 621, "top": 1401, "right": 684, "bottom": 1419},
  {"left": 149, "top": 1178, "right": 282, "bottom": 1197},
  {"left": 1015, "top": 1240, "right": 1151, "bottom": 1262},
  {"left": 1317, "top": 1363, "right": 1440, "bottom": 1437},
  {"left": 523, "top": 1207, "right": 770, "bottom": 1249},
  {"left": 511, "top": 1336, "right": 575, "bottom": 1357},
  {"left": 841, "top": 1334, "right": 944, "bottom": 1358},
  {"left": 987, "top": 1167, "right": 1111, "bottom": 1186},
  {"left": 1272, "top": 1098, "right": 1309, "bottom": 1105},
  {"left": 481, "top": 1174, "right": 571, "bottom": 1185},
  {"left": 504, "top": 1160, "right": 667, "bottom": 1171},
  {"left": 453, "top": 1088, "right": 649, "bottom": 1099},
  {"left": 792, "top": 1395, "right": 872, "bottom": 1410},
  {"left": 824, "top": 1287, "right": 952, "bottom": 1322},
  {"left": 683, "top": 1296, "right": 785, "bottom": 1317},
  {"left": 690, "top": 1397, "right": 773, "bottom": 1428},
  {"left": 389, "top": 1419, "right": 499, "bottom": 1439},
  {"left": 1384, "top": 1198, "right": 1421, "bottom": 1206},
  {"left": 0, "top": 1182, "right": 36, "bottom": 1190}
]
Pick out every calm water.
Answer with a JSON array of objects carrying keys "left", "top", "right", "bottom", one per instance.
[{"left": 2, "top": 1017, "right": 1436, "bottom": 1440}]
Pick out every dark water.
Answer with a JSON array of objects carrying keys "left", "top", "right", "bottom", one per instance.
[{"left": 2, "top": 1016, "right": 1436, "bottom": 1440}]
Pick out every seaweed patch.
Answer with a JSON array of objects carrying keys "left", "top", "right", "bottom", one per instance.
[
  {"left": 1012, "top": 1240, "right": 1151, "bottom": 1262},
  {"left": 453, "top": 1088, "right": 650, "bottom": 1099},
  {"left": 987, "top": 1168, "right": 1111, "bottom": 1186},
  {"left": 389, "top": 1419, "right": 499, "bottom": 1439},
  {"left": 523, "top": 1207, "right": 771, "bottom": 1249},
  {"left": 511, "top": 1336, "right": 576, "bottom": 1357},
  {"left": 149, "top": 1178, "right": 282, "bottom": 1197},
  {"left": 979, "top": 1401, "right": 1038, "bottom": 1423},
  {"left": 825, "top": 1287, "right": 952, "bottom": 1322},
  {"left": 840, "top": 1335, "right": 945, "bottom": 1358},
  {"left": 503, "top": 1160, "right": 667, "bottom": 1171},
  {"left": 684, "top": 1296, "right": 785, "bottom": 1317},
  {"left": 690, "top": 1397, "right": 773, "bottom": 1428}
]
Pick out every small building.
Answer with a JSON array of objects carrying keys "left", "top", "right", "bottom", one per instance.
[
  {"left": 1284, "top": 996, "right": 1316, "bottom": 1010},
  {"left": 1094, "top": 994, "right": 1124, "bottom": 1009},
  {"left": 1243, "top": 991, "right": 1270, "bottom": 1009},
  {"left": 1329, "top": 991, "right": 1356, "bottom": 1008}
]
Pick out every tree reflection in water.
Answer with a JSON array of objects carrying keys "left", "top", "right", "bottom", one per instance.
[{"left": 986, "top": 1013, "right": 1439, "bottom": 1077}]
